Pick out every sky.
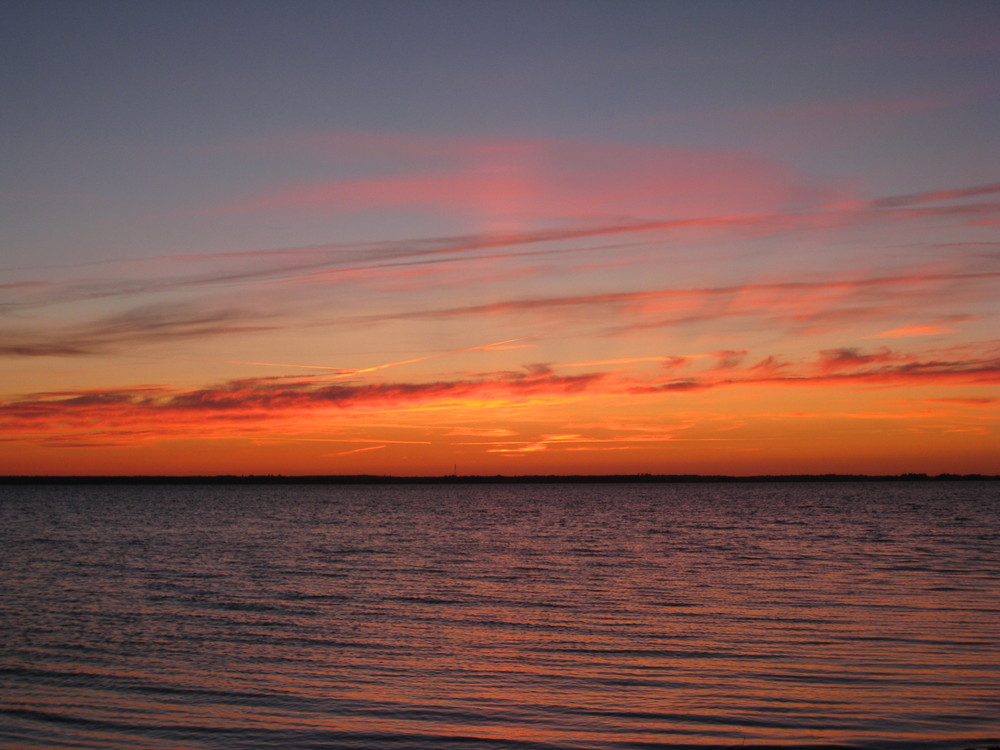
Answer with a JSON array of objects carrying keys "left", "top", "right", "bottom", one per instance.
[{"left": 1, "top": 0, "right": 998, "bottom": 476}]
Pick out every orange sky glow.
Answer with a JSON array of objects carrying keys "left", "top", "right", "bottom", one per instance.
[{"left": 4, "top": 193, "right": 998, "bottom": 475}]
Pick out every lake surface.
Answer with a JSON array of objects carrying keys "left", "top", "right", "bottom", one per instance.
[{"left": 1, "top": 481, "right": 998, "bottom": 749}]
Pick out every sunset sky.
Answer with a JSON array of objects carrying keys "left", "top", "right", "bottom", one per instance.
[{"left": 2, "top": 0, "right": 998, "bottom": 476}]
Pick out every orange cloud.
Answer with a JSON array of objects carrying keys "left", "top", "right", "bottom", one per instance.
[
  {"left": 634, "top": 347, "right": 1000, "bottom": 394},
  {"left": 4, "top": 341, "right": 998, "bottom": 453},
  {"left": 0, "top": 369, "right": 605, "bottom": 443},
  {"left": 868, "top": 323, "right": 963, "bottom": 338}
]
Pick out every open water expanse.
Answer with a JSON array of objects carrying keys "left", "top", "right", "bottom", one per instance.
[{"left": 1, "top": 481, "right": 998, "bottom": 750}]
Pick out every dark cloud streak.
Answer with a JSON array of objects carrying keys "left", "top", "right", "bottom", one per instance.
[{"left": 0, "top": 305, "right": 277, "bottom": 357}]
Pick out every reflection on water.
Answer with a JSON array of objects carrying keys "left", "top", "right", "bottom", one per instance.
[{"left": 1, "top": 482, "right": 998, "bottom": 749}]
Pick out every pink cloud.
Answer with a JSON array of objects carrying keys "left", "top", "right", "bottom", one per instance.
[
  {"left": 367, "top": 269, "right": 998, "bottom": 339},
  {"left": 9, "top": 176, "right": 998, "bottom": 331},
  {"left": 204, "top": 137, "right": 801, "bottom": 228}
]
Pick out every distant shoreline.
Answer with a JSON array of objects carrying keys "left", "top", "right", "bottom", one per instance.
[{"left": 1, "top": 473, "right": 997, "bottom": 485}]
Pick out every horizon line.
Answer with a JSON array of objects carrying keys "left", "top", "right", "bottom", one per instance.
[{"left": 2, "top": 472, "right": 996, "bottom": 485}]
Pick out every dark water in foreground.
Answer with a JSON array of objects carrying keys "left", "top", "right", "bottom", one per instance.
[{"left": 1, "top": 482, "right": 997, "bottom": 750}]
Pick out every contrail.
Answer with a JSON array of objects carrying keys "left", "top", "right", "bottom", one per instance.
[
  {"left": 223, "top": 360, "right": 352, "bottom": 371},
  {"left": 330, "top": 445, "right": 387, "bottom": 456},
  {"left": 224, "top": 336, "right": 535, "bottom": 376}
]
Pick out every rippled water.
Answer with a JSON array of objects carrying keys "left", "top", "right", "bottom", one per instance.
[{"left": 1, "top": 481, "right": 998, "bottom": 749}]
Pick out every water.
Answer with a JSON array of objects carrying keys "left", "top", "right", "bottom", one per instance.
[{"left": 1, "top": 481, "right": 997, "bottom": 750}]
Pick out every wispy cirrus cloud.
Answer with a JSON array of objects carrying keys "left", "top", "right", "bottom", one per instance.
[
  {"left": 2, "top": 178, "right": 996, "bottom": 363},
  {"left": 633, "top": 344, "right": 1000, "bottom": 394},
  {"left": 917, "top": 396, "right": 998, "bottom": 406},
  {"left": 4, "top": 178, "right": 997, "bottom": 309},
  {"left": 0, "top": 304, "right": 278, "bottom": 357},
  {"left": 869, "top": 182, "right": 1000, "bottom": 209},
  {"left": 2, "top": 263, "right": 993, "bottom": 359},
  {"left": 2, "top": 342, "right": 997, "bottom": 448},
  {"left": 359, "top": 269, "right": 999, "bottom": 337},
  {"left": 0, "top": 367, "right": 603, "bottom": 429},
  {"left": 1, "top": 217, "right": 758, "bottom": 312},
  {"left": 816, "top": 347, "right": 904, "bottom": 372}
]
